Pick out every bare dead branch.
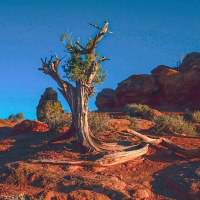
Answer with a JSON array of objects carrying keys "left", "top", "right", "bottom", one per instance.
[
  {"left": 127, "top": 129, "right": 200, "bottom": 158},
  {"left": 30, "top": 143, "right": 148, "bottom": 167},
  {"left": 85, "top": 21, "right": 113, "bottom": 57},
  {"left": 89, "top": 22, "right": 101, "bottom": 30}
]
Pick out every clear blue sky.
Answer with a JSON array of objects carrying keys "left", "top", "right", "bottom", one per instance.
[{"left": 1, "top": 0, "right": 200, "bottom": 119}]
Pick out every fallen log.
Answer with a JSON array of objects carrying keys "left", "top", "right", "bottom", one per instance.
[
  {"left": 30, "top": 129, "right": 200, "bottom": 166},
  {"left": 127, "top": 129, "right": 200, "bottom": 158}
]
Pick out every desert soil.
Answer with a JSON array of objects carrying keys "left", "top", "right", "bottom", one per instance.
[{"left": 0, "top": 118, "right": 199, "bottom": 200}]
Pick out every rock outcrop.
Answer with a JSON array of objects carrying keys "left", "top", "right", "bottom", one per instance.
[
  {"left": 11, "top": 120, "right": 49, "bottom": 135},
  {"left": 95, "top": 52, "right": 200, "bottom": 111},
  {"left": 36, "top": 87, "right": 63, "bottom": 121},
  {"left": 95, "top": 88, "right": 115, "bottom": 110}
]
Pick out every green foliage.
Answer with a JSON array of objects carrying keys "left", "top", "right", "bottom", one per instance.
[
  {"left": 8, "top": 112, "right": 24, "bottom": 121},
  {"left": 38, "top": 101, "right": 71, "bottom": 132},
  {"left": 125, "top": 115, "right": 138, "bottom": 130},
  {"left": 61, "top": 33, "right": 107, "bottom": 85},
  {"left": 16, "top": 112, "right": 24, "bottom": 120},
  {"left": 124, "top": 103, "right": 150, "bottom": 117},
  {"left": 153, "top": 114, "right": 197, "bottom": 136},
  {"left": 44, "top": 111, "right": 72, "bottom": 132},
  {"left": 38, "top": 101, "right": 63, "bottom": 122},
  {"left": 192, "top": 110, "right": 200, "bottom": 123},
  {"left": 8, "top": 114, "right": 15, "bottom": 121},
  {"left": 88, "top": 111, "right": 110, "bottom": 135}
]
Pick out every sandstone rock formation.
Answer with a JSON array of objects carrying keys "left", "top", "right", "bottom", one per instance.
[
  {"left": 95, "top": 88, "right": 115, "bottom": 110},
  {"left": 11, "top": 120, "right": 49, "bottom": 135},
  {"left": 36, "top": 87, "right": 63, "bottom": 121},
  {"left": 95, "top": 52, "right": 200, "bottom": 111}
]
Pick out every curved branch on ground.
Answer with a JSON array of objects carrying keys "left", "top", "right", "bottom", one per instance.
[{"left": 30, "top": 129, "right": 200, "bottom": 166}]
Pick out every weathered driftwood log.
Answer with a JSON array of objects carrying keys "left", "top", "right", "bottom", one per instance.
[
  {"left": 127, "top": 129, "right": 200, "bottom": 159},
  {"left": 30, "top": 129, "right": 200, "bottom": 166}
]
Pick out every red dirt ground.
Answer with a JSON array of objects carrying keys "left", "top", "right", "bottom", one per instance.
[{"left": 0, "top": 118, "right": 199, "bottom": 200}]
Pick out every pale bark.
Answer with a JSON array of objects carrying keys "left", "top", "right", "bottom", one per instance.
[
  {"left": 127, "top": 129, "right": 200, "bottom": 158},
  {"left": 31, "top": 129, "right": 199, "bottom": 166}
]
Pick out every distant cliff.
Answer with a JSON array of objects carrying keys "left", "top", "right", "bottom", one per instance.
[{"left": 95, "top": 52, "right": 200, "bottom": 111}]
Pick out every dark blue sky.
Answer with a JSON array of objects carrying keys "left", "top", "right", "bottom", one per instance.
[{"left": 1, "top": 0, "right": 200, "bottom": 119}]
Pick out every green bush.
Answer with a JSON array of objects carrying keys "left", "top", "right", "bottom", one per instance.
[
  {"left": 192, "top": 110, "right": 200, "bottom": 123},
  {"left": 8, "top": 114, "right": 16, "bottom": 121},
  {"left": 45, "top": 112, "right": 72, "bottom": 132},
  {"left": 16, "top": 112, "right": 24, "bottom": 120},
  {"left": 124, "top": 103, "right": 150, "bottom": 117},
  {"left": 88, "top": 111, "right": 110, "bottom": 135},
  {"left": 38, "top": 101, "right": 63, "bottom": 121},
  {"left": 124, "top": 115, "right": 138, "bottom": 130},
  {"left": 8, "top": 112, "right": 24, "bottom": 121},
  {"left": 43, "top": 111, "right": 72, "bottom": 132},
  {"left": 153, "top": 114, "right": 197, "bottom": 136},
  {"left": 39, "top": 101, "right": 71, "bottom": 132}
]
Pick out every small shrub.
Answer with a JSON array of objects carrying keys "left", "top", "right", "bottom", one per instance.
[
  {"left": 192, "top": 110, "right": 200, "bottom": 123},
  {"left": 38, "top": 101, "right": 63, "bottom": 121},
  {"left": 88, "top": 111, "right": 110, "bottom": 135},
  {"left": 16, "top": 112, "right": 24, "bottom": 120},
  {"left": 124, "top": 115, "right": 138, "bottom": 130},
  {"left": 38, "top": 101, "right": 71, "bottom": 132},
  {"left": 8, "top": 114, "right": 15, "bottom": 121},
  {"left": 124, "top": 103, "right": 150, "bottom": 117},
  {"left": 44, "top": 111, "right": 72, "bottom": 132},
  {"left": 8, "top": 112, "right": 25, "bottom": 121},
  {"left": 153, "top": 114, "right": 197, "bottom": 136}
]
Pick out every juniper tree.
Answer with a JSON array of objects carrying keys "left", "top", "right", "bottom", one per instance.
[{"left": 39, "top": 21, "right": 114, "bottom": 152}]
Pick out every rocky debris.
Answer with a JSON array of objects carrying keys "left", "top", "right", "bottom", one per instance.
[
  {"left": 37, "top": 191, "right": 68, "bottom": 200},
  {"left": 95, "top": 88, "right": 115, "bottom": 110},
  {"left": 95, "top": 52, "right": 200, "bottom": 111},
  {"left": 107, "top": 119, "right": 130, "bottom": 131},
  {"left": 142, "top": 109, "right": 162, "bottom": 120},
  {"left": 130, "top": 181, "right": 153, "bottom": 199},
  {"left": 133, "top": 118, "right": 154, "bottom": 130},
  {"left": 67, "top": 190, "right": 111, "bottom": 200},
  {"left": 36, "top": 87, "right": 64, "bottom": 121},
  {"left": 11, "top": 120, "right": 49, "bottom": 135}
]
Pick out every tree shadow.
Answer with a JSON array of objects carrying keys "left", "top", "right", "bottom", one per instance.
[{"left": 151, "top": 161, "right": 200, "bottom": 200}]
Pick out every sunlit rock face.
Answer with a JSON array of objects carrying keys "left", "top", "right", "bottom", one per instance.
[
  {"left": 96, "top": 52, "right": 200, "bottom": 111},
  {"left": 36, "top": 87, "right": 63, "bottom": 121},
  {"left": 11, "top": 120, "right": 49, "bottom": 135},
  {"left": 95, "top": 88, "right": 115, "bottom": 111}
]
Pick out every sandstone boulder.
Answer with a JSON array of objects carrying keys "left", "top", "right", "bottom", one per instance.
[
  {"left": 114, "top": 74, "right": 158, "bottom": 107},
  {"left": 179, "top": 52, "right": 200, "bottom": 71},
  {"left": 142, "top": 109, "right": 162, "bottom": 120},
  {"left": 11, "top": 120, "right": 49, "bottom": 135},
  {"left": 151, "top": 65, "right": 170, "bottom": 76},
  {"left": 95, "top": 88, "right": 115, "bottom": 110},
  {"left": 95, "top": 52, "right": 200, "bottom": 111}
]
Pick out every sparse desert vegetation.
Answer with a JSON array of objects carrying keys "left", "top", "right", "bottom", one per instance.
[{"left": 0, "top": 108, "right": 200, "bottom": 199}]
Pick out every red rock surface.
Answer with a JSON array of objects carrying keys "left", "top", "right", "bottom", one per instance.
[
  {"left": 142, "top": 109, "right": 162, "bottom": 120},
  {"left": 11, "top": 120, "right": 49, "bottom": 135},
  {"left": 96, "top": 52, "right": 200, "bottom": 111},
  {"left": 95, "top": 88, "right": 115, "bottom": 110},
  {"left": 0, "top": 118, "right": 200, "bottom": 199}
]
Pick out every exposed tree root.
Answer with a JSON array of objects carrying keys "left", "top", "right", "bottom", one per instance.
[
  {"left": 127, "top": 129, "right": 200, "bottom": 158},
  {"left": 30, "top": 129, "right": 200, "bottom": 166},
  {"left": 48, "top": 124, "right": 76, "bottom": 144},
  {"left": 30, "top": 143, "right": 148, "bottom": 167}
]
